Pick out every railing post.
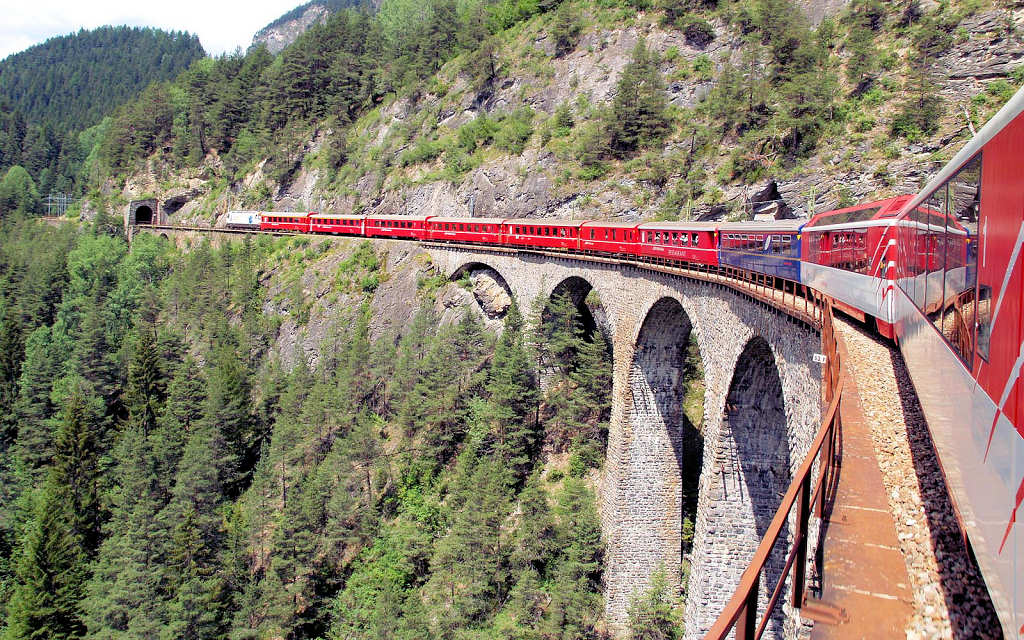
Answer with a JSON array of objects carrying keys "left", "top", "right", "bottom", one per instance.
[
  {"left": 818, "top": 419, "right": 834, "bottom": 518},
  {"left": 735, "top": 580, "right": 760, "bottom": 640},
  {"left": 793, "top": 474, "right": 811, "bottom": 609}
]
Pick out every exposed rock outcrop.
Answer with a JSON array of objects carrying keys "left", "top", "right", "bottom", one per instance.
[{"left": 252, "top": 4, "right": 330, "bottom": 54}]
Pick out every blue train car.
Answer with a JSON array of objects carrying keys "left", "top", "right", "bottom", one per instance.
[{"left": 718, "top": 221, "right": 804, "bottom": 281}]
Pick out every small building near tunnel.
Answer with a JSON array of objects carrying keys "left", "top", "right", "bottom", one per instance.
[{"left": 126, "top": 198, "right": 162, "bottom": 229}]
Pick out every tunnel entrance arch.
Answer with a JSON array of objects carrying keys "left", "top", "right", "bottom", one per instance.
[{"left": 135, "top": 206, "right": 153, "bottom": 224}]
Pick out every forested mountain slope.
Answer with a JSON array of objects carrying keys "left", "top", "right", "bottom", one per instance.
[
  {"left": 84, "top": 0, "right": 1024, "bottom": 226},
  {"left": 0, "top": 213, "right": 628, "bottom": 638},
  {"left": 0, "top": 26, "right": 204, "bottom": 201}
]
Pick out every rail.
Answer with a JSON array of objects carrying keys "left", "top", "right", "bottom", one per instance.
[{"left": 706, "top": 299, "right": 843, "bottom": 640}]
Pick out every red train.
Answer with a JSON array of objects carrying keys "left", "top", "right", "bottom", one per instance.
[{"left": 249, "top": 89, "right": 1024, "bottom": 635}]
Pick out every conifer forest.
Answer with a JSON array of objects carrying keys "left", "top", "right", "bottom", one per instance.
[{"left": 0, "top": 0, "right": 1021, "bottom": 637}]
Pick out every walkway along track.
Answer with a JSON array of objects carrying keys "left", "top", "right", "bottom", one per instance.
[{"left": 133, "top": 223, "right": 925, "bottom": 637}]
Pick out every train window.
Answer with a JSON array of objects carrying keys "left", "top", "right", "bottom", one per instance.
[
  {"left": 922, "top": 188, "right": 949, "bottom": 339},
  {"left": 693, "top": 234, "right": 699, "bottom": 247},
  {"left": 948, "top": 153, "right": 982, "bottom": 365},
  {"left": 681, "top": 234, "right": 688, "bottom": 245}
]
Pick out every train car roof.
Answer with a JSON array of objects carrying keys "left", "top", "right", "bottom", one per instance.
[
  {"left": 263, "top": 211, "right": 313, "bottom": 216},
  {"left": 804, "top": 196, "right": 912, "bottom": 229},
  {"left": 309, "top": 213, "right": 365, "bottom": 219},
  {"left": 365, "top": 214, "right": 432, "bottom": 221},
  {"left": 719, "top": 220, "right": 804, "bottom": 233},
  {"left": 504, "top": 218, "right": 585, "bottom": 227},
  {"left": 579, "top": 220, "right": 640, "bottom": 229},
  {"left": 636, "top": 221, "right": 719, "bottom": 230},
  {"left": 428, "top": 217, "right": 507, "bottom": 224}
]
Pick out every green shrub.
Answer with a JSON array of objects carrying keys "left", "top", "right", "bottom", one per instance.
[
  {"left": 495, "top": 107, "right": 535, "bottom": 154},
  {"left": 547, "top": 469, "right": 565, "bottom": 483},
  {"left": 400, "top": 137, "right": 444, "bottom": 167}
]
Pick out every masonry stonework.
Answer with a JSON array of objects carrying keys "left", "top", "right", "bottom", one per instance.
[{"left": 424, "top": 246, "right": 823, "bottom": 638}]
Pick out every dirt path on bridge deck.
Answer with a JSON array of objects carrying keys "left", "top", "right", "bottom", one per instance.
[{"left": 835, "top": 319, "right": 1000, "bottom": 639}]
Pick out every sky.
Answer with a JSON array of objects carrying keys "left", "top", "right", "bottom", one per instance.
[{"left": 0, "top": 0, "right": 306, "bottom": 62}]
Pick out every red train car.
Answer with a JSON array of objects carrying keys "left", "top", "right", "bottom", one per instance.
[
  {"left": 636, "top": 221, "right": 719, "bottom": 265},
  {"left": 502, "top": 219, "right": 583, "bottom": 250},
  {"left": 889, "top": 87, "right": 1023, "bottom": 637},
  {"left": 579, "top": 221, "right": 640, "bottom": 255},
  {"left": 364, "top": 215, "right": 431, "bottom": 240},
  {"left": 802, "top": 196, "right": 910, "bottom": 275},
  {"left": 309, "top": 214, "right": 365, "bottom": 236},
  {"left": 426, "top": 217, "right": 505, "bottom": 244},
  {"left": 260, "top": 212, "right": 312, "bottom": 233}
]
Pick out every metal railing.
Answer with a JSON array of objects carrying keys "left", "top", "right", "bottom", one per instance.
[{"left": 706, "top": 299, "right": 843, "bottom": 640}]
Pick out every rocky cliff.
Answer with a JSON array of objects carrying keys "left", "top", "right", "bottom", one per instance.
[{"left": 252, "top": 3, "right": 332, "bottom": 54}]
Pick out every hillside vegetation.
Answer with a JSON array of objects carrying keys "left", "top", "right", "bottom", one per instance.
[
  {"left": 67, "top": 0, "right": 1024, "bottom": 227},
  {"left": 0, "top": 212, "right": 637, "bottom": 638},
  {"left": 0, "top": 26, "right": 205, "bottom": 202}
]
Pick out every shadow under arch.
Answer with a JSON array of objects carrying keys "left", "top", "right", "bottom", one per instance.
[
  {"left": 135, "top": 205, "right": 153, "bottom": 225},
  {"left": 623, "top": 296, "right": 704, "bottom": 597},
  {"left": 717, "top": 335, "right": 791, "bottom": 635},
  {"left": 544, "top": 275, "right": 612, "bottom": 353}
]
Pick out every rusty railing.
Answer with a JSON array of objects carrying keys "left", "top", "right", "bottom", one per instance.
[{"left": 706, "top": 299, "right": 843, "bottom": 640}]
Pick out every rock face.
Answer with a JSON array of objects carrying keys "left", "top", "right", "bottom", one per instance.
[
  {"left": 252, "top": 4, "right": 331, "bottom": 54},
  {"left": 469, "top": 268, "right": 512, "bottom": 319}
]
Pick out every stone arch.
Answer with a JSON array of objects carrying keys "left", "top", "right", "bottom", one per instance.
[
  {"left": 135, "top": 205, "right": 153, "bottom": 225},
  {"left": 159, "top": 233, "right": 169, "bottom": 241},
  {"left": 701, "top": 335, "right": 791, "bottom": 636},
  {"left": 449, "top": 261, "right": 514, "bottom": 321},
  {"left": 545, "top": 275, "right": 611, "bottom": 350},
  {"left": 607, "top": 296, "right": 705, "bottom": 619}
]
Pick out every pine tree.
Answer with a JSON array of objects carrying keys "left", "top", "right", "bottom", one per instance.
[
  {"left": 3, "top": 480, "right": 89, "bottom": 640},
  {"left": 542, "top": 479, "right": 604, "bottom": 638},
  {"left": 203, "top": 341, "right": 250, "bottom": 495},
  {"left": 608, "top": 39, "right": 671, "bottom": 157},
  {"left": 10, "top": 327, "right": 57, "bottom": 474},
  {"left": 485, "top": 302, "right": 538, "bottom": 478},
  {"left": 4, "top": 390, "right": 101, "bottom": 640},
  {"left": 0, "top": 315, "right": 24, "bottom": 447},
  {"left": 158, "top": 417, "right": 230, "bottom": 639},
  {"left": 51, "top": 390, "right": 103, "bottom": 553},
  {"left": 425, "top": 455, "right": 513, "bottom": 630}
]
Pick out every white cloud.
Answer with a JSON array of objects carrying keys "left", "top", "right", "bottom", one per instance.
[{"left": 0, "top": 0, "right": 305, "bottom": 62}]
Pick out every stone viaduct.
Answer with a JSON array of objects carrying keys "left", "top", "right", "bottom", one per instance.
[
  {"left": 134, "top": 227, "right": 824, "bottom": 638},
  {"left": 423, "top": 245, "right": 823, "bottom": 638}
]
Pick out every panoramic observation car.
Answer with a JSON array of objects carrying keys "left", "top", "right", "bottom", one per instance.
[
  {"left": 364, "top": 214, "right": 431, "bottom": 239},
  {"left": 579, "top": 220, "right": 640, "bottom": 255},
  {"left": 502, "top": 219, "right": 583, "bottom": 250},
  {"left": 636, "top": 221, "right": 719, "bottom": 266},
  {"left": 426, "top": 217, "right": 505, "bottom": 244},
  {"left": 718, "top": 220, "right": 803, "bottom": 280},
  {"left": 310, "top": 214, "right": 365, "bottom": 236},
  {"left": 800, "top": 196, "right": 912, "bottom": 336},
  {"left": 225, "top": 210, "right": 262, "bottom": 230},
  {"left": 890, "top": 86, "right": 1024, "bottom": 638},
  {"left": 259, "top": 212, "right": 312, "bottom": 233}
]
